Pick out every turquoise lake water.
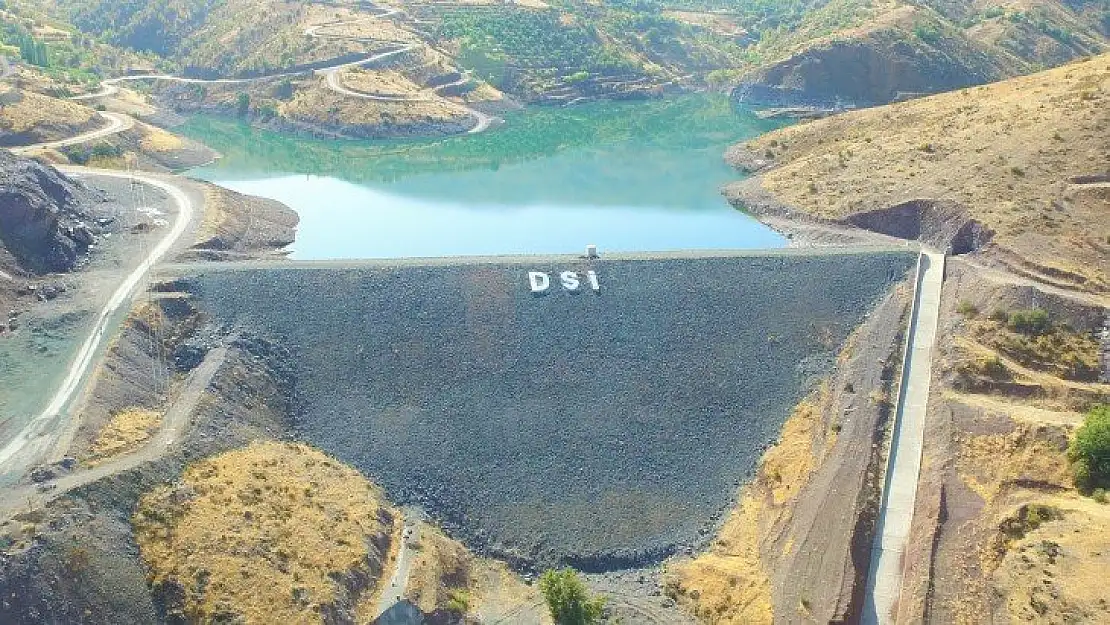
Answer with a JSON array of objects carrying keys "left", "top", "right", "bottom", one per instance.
[{"left": 181, "top": 94, "right": 788, "bottom": 259}]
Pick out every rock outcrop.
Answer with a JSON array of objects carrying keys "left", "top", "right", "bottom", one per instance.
[{"left": 0, "top": 150, "right": 103, "bottom": 273}]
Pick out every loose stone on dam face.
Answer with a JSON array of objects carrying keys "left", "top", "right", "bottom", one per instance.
[{"left": 189, "top": 252, "right": 916, "bottom": 569}]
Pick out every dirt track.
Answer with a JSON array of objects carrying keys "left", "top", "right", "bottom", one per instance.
[
  {"left": 9, "top": 111, "right": 133, "bottom": 154},
  {"left": 0, "top": 346, "right": 227, "bottom": 522},
  {"left": 0, "top": 168, "right": 198, "bottom": 485},
  {"left": 70, "top": 2, "right": 499, "bottom": 135}
]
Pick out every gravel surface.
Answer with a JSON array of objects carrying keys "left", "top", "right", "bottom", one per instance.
[{"left": 185, "top": 252, "right": 915, "bottom": 570}]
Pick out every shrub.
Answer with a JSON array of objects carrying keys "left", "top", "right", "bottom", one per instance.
[
  {"left": 446, "top": 589, "right": 470, "bottom": 614},
  {"left": 274, "top": 79, "right": 294, "bottom": 100},
  {"left": 957, "top": 300, "right": 978, "bottom": 317},
  {"left": 1007, "top": 308, "right": 1050, "bottom": 335},
  {"left": 912, "top": 24, "right": 941, "bottom": 45},
  {"left": 539, "top": 568, "right": 605, "bottom": 625},
  {"left": 1000, "top": 504, "right": 1062, "bottom": 541},
  {"left": 1068, "top": 405, "right": 1110, "bottom": 493},
  {"left": 90, "top": 142, "right": 122, "bottom": 159},
  {"left": 1093, "top": 488, "right": 1108, "bottom": 504}
]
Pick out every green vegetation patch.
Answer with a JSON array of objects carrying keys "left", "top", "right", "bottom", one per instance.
[
  {"left": 1069, "top": 404, "right": 1110, "bottom": 493},
  {"left": 539, "top": 568, "right": 606, "bottom": 625},
  {"left": 975, "top": 308, "right": 1101, "bottom": 382}
]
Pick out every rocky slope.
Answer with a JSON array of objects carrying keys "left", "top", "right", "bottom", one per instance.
[
  {"left": 0, "top": 296, "right": 540, "bottom": 624},
  {"left": 0, "top": 150, "right": 107, "bottom": 275},
  {"left": 666, "top": 282, "right": 912, "bottom": 623},
  {"left": 726, "top": 54, "right": 1109, "bottom": 294}
]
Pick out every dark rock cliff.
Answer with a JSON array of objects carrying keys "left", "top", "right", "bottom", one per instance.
[{"left": 0, "top": 150, "right": 104, "bottom": 273}]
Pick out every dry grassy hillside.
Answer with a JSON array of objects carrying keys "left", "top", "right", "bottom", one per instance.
[
  {"left": 736, "top": 0, "right": 1107, "bottom": 106},
  {"left": 0, "top": 83, "right": 98, "bottom": 145},
  {"left": 133, "top": 442, "right": 401, "bottom": 623},
  {"left": 728, "top": 54, "right": 1109, "bottom": 294},
  {"left": 897, "top": 258, "right": 1110, "bottom": 623}
]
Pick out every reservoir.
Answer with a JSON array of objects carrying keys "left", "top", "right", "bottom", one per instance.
[{"left": 182, "top": 95, "right": 789, "bottom": 259}]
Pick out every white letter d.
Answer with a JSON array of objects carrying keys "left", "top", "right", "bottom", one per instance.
[{"left": 528, "top": 271, "right": 550, "bottom": 293}]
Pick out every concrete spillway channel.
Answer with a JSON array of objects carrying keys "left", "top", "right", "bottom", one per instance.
[
  {"left": 863, "top": 251, "right": 945, "bottom": 624},
  {"left": 165, "top": 248, "right": 917, "bottom": 570}
]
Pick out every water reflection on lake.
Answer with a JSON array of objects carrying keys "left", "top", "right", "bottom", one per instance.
[{"left": 183, "top": 94, "right": 789, "bottom": 259}]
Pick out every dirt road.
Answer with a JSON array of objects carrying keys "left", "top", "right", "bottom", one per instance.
[
  {"left": 9, "top": 111, "right": 133, "bottom": 154},
  {"left": 0, "top": 345, "right": 226, "bottom": 521},
  {"left": 320, "top": 46, "right": 423, "bottom": 101},
  {"left": 69, "top": 2, "right": 500, "bottom": 135},
  {"left": 863, "top": 251, "right": 945, "bottom": 624},
  {"left": 375, "top": 512, "right": 423, "bottom": 616},
  {"left": 0, "top": 168, "right": 197, "bottom": 485}
]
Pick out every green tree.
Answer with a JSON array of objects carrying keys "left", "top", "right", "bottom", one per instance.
[
  {"left": 236, "top": 92, "right": 250, "bottom": 117},
  {"left": 538, "top": 568, "right": 606, "bottom": 625},
  {"left": 1068, "top": 405, "right": 1110, "bottom": 493}
]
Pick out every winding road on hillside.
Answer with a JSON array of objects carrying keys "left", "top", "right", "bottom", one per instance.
[
  {"left": 9, "top": 111, "right": 133, "bottom": 154},
  {"left": 69, "top": 4, "right": 499, "bottom": 134},
  {"left": 0, "top": 168, "right": 197, "bottom": 486},
  {"left": 862, "top": 250, "right": 945, "bottom": 625}
]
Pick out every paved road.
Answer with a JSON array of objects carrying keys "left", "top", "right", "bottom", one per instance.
[
  {"left": 9, "top": 111, "right": 134, "bottom": 154},
  {"left": 0, "top": 168, "right": 198, "bottom": 485},
  {"left": 0, "top": 346, "right": 227, "bottom": 522},
  {"left": 862, "top": 250, "right": 945, "bottom": 624}
]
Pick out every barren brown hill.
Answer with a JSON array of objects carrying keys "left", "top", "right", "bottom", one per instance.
[
  {"left": 0, "top": 83, "right": 98, "bottom": 146},
  {"left": 726, "top": 54, "right": 1109, "bottom": 295}
]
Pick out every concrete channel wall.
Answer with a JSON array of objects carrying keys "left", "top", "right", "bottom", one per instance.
[
  {"left": 863, "top": 251, "right": 945, "bottom": 624},
  {"left": 178, "top": 249, "right": 917, "bottom": 570}
]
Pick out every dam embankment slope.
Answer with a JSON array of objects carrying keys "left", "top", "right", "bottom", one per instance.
[{"left": 176, "top": 249, "right": 916, "bottom": 570}]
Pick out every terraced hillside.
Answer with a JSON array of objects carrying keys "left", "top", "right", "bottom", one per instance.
[
  {"left": 11, "top": 0, "right": 1104, "bottom": 123},
  {"left": 733, "top": 0, "right": 1109, "bottom": 107},
  {"left": 181, "top": 251, "right": 916, "bottom": 570},
  {"left": 39, "top": 0, "right": 362, "bottom": 78}
]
